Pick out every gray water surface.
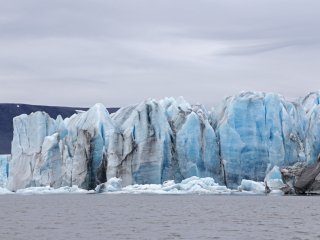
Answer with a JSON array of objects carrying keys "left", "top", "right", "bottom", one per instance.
[{"left": 0, "top": 194, "right": 319, "bottom": 240}]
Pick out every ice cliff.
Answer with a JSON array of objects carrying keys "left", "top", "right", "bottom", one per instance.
[
  {"left": 215, "top": 92, "right": 306, "bottom": 187},
  {"left": 91, "top": 98, "right": 219, "bottom": 186},
  {"left": 0, "top": 155, "right": 9, "bottom": 188},
  {"left": 7, "top": 104, "right": 114, "bottom": 191},
  {"left": 4, "top": 91, "right": 320, "bottom": 191},
  {"left": 301, "top": 92, "right": 320, "bottom": 164}
]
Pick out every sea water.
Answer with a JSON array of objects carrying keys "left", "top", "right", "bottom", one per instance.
[{"left": 0, "top": 194, "right": 319, "bottom": 240}]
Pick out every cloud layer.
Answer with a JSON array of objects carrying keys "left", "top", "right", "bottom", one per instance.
[{"left": 0, "top": 0, "right": 319, "bottom": 107}]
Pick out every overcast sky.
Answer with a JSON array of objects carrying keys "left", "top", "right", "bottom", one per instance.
[{"left": 0, "top": 0, "right": 319, "bottom": 108}]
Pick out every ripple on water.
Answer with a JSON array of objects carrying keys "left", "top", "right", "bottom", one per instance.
[{"left": 0, "top": 195, "right": 318, "bottom": 240}]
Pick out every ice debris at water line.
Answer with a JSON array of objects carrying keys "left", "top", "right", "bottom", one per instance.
[
  {"left": 0, "top": 176, "right": 283, "bottom": 195},
  {"left": 96, "top": 176, "right": 233, "bottom": 194}
]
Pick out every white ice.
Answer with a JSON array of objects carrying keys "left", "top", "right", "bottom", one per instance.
[{"left": 97, "top": 176, "right": 234, "bottom": 194}]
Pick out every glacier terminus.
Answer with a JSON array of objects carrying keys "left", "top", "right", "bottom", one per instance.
[{"left": 1, "top": 91, "right": 320, "bottom": 194}]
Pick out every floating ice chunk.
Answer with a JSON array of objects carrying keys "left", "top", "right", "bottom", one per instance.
[
  {"left": 122, "top": 183, "right": 163, "bottom": 194},
  {"left": 264, "top": 166, "right": 285, "bottom": 190},
  {"left": 95, "top": 177, "right": 122, "bottom": 193},
  {"left": 268, "top": 190, "right": 285, "bottom": 196},
  {"left": 15, "top": 185, "right": 91, "bottom": 194},
  {"left": 170, "top": 176, "right": 230, "bottom": 193},
  {"left": 238, "top": 179, "right": 266, "bottom": 194},
  {"left": 0, "top": 187, "right": 13, "bottom": 194}
]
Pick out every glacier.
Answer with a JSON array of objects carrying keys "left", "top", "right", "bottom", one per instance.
[
  {"left": 215, "top": 92, "right": 306, "bottom": 187},
  {"left": 106, "top": 99, "right": 172, "bottom": 186},
  {"left": 2, "top": 91, "right": 320, "bottom": 193},
  {"left": 0, "top": 154, "right": 9, "bottom": 188},
  {"left": 7, "top": 103, "right": 114, "bottom": 191},
  {"left": 302, "top": 92, "right": 320, "bottom": 164}
]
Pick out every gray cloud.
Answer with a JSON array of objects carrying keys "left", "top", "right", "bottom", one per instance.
[{"left": 0, "top": 0, "right": 320, "bottom": 108}]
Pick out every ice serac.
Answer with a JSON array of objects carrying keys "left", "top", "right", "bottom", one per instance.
[
  {"left": 107, "top": 99, "right": 172, "bottom": 186},
  {"left": 215, "top": 92, "right": 306, "bottom": 187},
  {"left": 8, "top": 103, "right": 114, "bottom": 191},
  {"left": 301, "top": 92, "right": 320, "bottom": 164},
  {"left": 160, "top": 97, "right": 220, "bottom": 182},
  {"left": 105, "top": 97, "right": 220, "bottom": 186},
  {"left": 276, "top": 92, "right": 320, "bottom": 194},
  {"left": 60, "top": 103, "right": 114, "bottom": 189},
  {"left": 8, "top": 112, "right": 58, "bottom": 191},
  {"left": 0, "top": 155, "right": 10, "bottom": 188}
]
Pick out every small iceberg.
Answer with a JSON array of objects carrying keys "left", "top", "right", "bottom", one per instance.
[{"left": 238, "top": 179, "right": 266, "bottom": 194}]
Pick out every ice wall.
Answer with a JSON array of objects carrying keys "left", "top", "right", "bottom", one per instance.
[
  {"left": 160, "top": 97, "right": 220, "bottom": 182},
  {"left": 0, "top": 155, "right": 10, "bottom": 187},
  {"left": 8, "top": 112, "right": 58, "bottom": 190},
  {"left": 7, "top": 104, "right": 114, "bottom": 191},
  {"left": 107, "top": 100, "right": 172, "bottom": 185},
  {"left": 215, "top": 92, "right": 306, "bottom": 187},
  {"left": 301, "top": 92, "right": 320, "bottom": 164},
  {"left": 6, "top": 92, "right": 320, "bottom": 190},
  {"left": 106, "top": 98, "right": 220, "bottom": 186}
]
